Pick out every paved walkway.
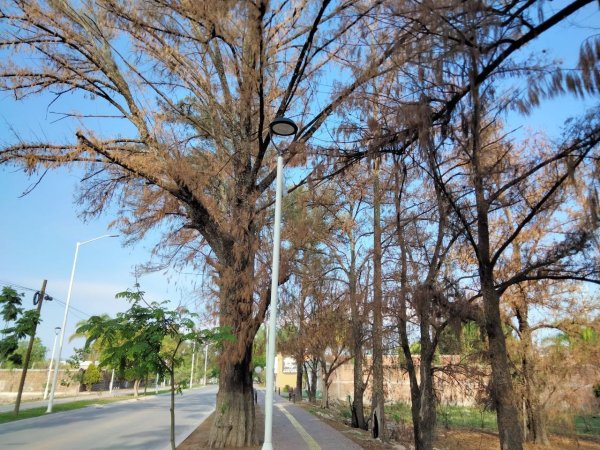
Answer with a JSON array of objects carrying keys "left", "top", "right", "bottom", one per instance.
[{"left": 258, "top": 390, "right": 363, "bottom": 450}]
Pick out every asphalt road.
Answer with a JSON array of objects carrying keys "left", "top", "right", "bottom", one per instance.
[{"left": 0, "top": 385, "right": 218, "bottom": 450}]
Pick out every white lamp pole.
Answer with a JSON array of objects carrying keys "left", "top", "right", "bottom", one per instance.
[
  {"left": 46, "top": 234, "right": 118, "bottom": 413},
  {"left": 262, "top": 117, "right": 298, "bottom": 450},
  {"left": 109, "top": 368, "right": 115, "bottom": 394},
  {"left": 43, "top": 327, "right": 61, "bottom": 400},
  {"left": 189, "top": 340, "right": 196, "bottom": 389}
]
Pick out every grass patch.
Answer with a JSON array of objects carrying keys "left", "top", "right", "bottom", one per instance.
[
  {"left": 437, "top": 405, "right": 497, "bottom": 431},
  {"left": 387, "top": 403, "right": 600, "bottom": 438},
  {"left": 386, "top": 402, "right": 497, "bottom": 431},
  {"left": 0, "top": 395, "right": 143, "bottom": 424},
  {"left": 574, "top": 415, "right": 600, "bottom": 436}
]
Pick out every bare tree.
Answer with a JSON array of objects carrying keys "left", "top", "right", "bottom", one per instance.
[
  {"left": 0, "top": 1, "right": 402, "bottom": 446},
  {"left": 374, "top": 3, "right": 599, "bottom": 448},
  {"left": 328, "top": 168, "right": 372, "bottom": 430}
]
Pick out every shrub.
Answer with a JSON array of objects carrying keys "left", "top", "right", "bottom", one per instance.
[{"left": 82, "top": 364, "right": 101, "bottom": 391}]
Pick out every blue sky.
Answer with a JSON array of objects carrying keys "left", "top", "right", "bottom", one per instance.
[
  {"left": 0, "top": 2, "right": 598, "bottom": 359},
  {"left": 0, "top": 164, "right": 206, "bottom": 358},
  {"left": 0, "top": 99, "right": 208, "bottom": 358}
]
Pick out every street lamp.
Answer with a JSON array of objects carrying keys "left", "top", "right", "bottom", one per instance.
[
  {"left": 262, "top": 116, "right": 298, "bottom": 450},
  {"left": 43, "top": 327, "right": 61, "bottom": 400},
  {"left": 269, "top": 117, "right": 298, "bottom": 137},
  {"left": 46, "top": 234, "right": 119, "bottom": 413}
]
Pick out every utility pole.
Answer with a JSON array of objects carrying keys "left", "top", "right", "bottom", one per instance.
[{"left": 14, "top": 279, "right": 47, "bottom": 415}]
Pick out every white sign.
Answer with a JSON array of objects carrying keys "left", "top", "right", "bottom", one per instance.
[{"left": 282, "top": 357, "right": 297, "bottom": 374}]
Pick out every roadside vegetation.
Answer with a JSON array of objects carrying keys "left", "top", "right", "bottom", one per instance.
[{"left": 306, "top": 400, "right": 600, "bottom": 450}]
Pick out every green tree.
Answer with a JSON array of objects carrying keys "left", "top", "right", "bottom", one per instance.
[
  {"left": 78, "top": 288, "right": 232, "bottom": 450},
  {"left": 69, "top": 316, "right": 111, "bottom": 362},
  {"left": 0, "top": 288, "right": 41, "bottom": 367},
  {"left": 0, "top": 287, "right": 23, "bottom": 366},
  {"left": 12, "top": 338, "right": 47, "bottom": 369},
  {"left": 0, "top": 287, "right": 23, "bottom": 322},
  {"left": 82, "top": 363, "right": 101, "bottom": 391},
  {"left": 251, "top": 327, "right": 266, "bottom": 384}
]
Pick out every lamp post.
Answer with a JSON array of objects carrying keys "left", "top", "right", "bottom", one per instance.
[
  {"left": 46, "top": 234, "right": 118, "bottom": 413},
  {"left": 43, "top": 327, "right": 61, "bottom": 400},
  {"left": 109, "top": 368, "right": 115, "bottom": 394},
  {"left": 262, "top": 116, "right": 298, "bottom": 450},
  {"left": 189, "top": 340, "right": 196, "bottom": 389}
]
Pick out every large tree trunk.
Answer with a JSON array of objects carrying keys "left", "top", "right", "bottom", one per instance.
[
  {"left": 397, "top": 266, "right": 422, "bottom": 448},
  {"left": 349, "top": 238, "right": 368, "bottom": 430},
  {"left": 351, "top": 344, "right": 367, "bottom": 430},
  {"left": 394, "top": 159, "right": 426, "bottom": 446},
  {"left": 524, "top": 393, "right": 549, "bottom": 445},
  {"left": 371, "top": 157, "right": 386, "bottom": 441},
  {"left": 302, "top": 363, "right": 312, "bottom": 402},
  {"left": 320, "top": 359, "right": 330, "bottom": 409},
  {"left": 401, "top": 338, "right": 436, "bottom": 450},
  {"left": 208, "top": 246, "right": 258, "bottom": 448},
  {"left": 295, "top": 282, "right": 306, "bottom": 402},
  {"left": 402, "top": 285, "right": 438, "bottom": 450},
  {"left": 482, "top": 281, "right": 523, "bottom": 450},
  {"left": 307, "top": 361, "right": 318, "bottom": 403},
  {"left": 295, "top": 355, "right": 303, "bottom": 402},
  {"left": 516, "top": 306, "right": 549, "bottom": 445},
  {"left": 470, "top": 42, "right": 523, "bottom": 450},
  {"left": 208, "top": 344, "right": 256, "bottom": 448},
  {"left": 416, "top": 299, "right": 436, "bottom": 450},
  {"left": 414, "top": 358, "right": 436, "bottom": 450}
]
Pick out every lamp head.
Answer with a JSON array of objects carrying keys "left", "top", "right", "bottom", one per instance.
[
  {"left": 54, "top": 327, "right": 61, "bottom": 334},
  {"left": 269, "top": 117, "right": 298, "bottom": 137}
]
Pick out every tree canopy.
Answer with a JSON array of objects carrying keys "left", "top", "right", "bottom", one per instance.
[{"left": 2, "top": 1, "right": 600, "bottom": 449}]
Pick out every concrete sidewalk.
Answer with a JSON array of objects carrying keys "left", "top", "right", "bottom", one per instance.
[{"left": 258, "top": 390, "right": 363, "bottom": 450}]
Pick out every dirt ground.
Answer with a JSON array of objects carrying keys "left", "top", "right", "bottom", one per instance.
[
  {"left": 176, "top": 409, "right": 263, "bottom": 450},
  {"left": 177, "top": 403, "right": 600, "bottom": 450},
  {"left": 433, "top": 429, "right": 600, "bottom": 450},
  {"left": 318, "top": 411, "right": 600, "bottom": 450}
]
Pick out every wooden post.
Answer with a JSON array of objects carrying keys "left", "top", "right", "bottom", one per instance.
[{"left": 14, "top": 279, "right": 47, "bottom": 415}]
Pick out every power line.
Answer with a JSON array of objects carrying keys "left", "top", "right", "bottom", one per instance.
[
  {"left": 1, "top": 281, "right": 91, "bottom": 320},
  {"left": 0, "top": 280, "right": 38, "bottom": 293},
  {"left": 51, "top": 297, "right": 91, "bottom": 320}
]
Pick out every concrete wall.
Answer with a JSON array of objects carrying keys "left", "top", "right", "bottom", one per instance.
[
  {"left": 274, "top": 354, "right": 297, "bottom": 391},
  {"left": 0, "top": 368, "right": 80, "bottom": 395},
  {"left": 545, "top": 364, "right": 600, "bottom": 413},
  {"left": 274, "top": 353, "right": 487, "bottom": 406},
  {"left": 328, "top": 355, "right": 486, "bottom": 406}
]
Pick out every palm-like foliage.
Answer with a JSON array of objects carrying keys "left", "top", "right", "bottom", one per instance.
[{"left": 77, "top": 288, "right": 232, "bottom": 450}]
